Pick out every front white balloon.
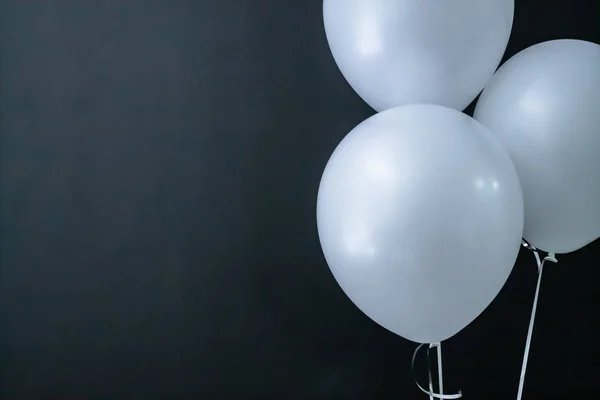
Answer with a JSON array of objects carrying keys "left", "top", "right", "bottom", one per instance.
[
  {"left": 317, "top": 104, "right": 524, "bottom": 344},
  {"left": 475, "top": 39, "right": 600, "bottom": 254},
  {"left": 323, "top": 0, "right": 514, "bottom": 112}
]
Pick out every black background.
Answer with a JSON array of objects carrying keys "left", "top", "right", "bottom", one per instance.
[{"left": 1, "top": 1, "right": 599, "bottom": 399}]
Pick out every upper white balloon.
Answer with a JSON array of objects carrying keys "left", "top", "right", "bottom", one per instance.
[{"left": 323, "top": 0, "right": 514, "bottom": 111}]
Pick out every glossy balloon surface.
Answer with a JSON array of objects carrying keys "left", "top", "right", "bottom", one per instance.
[
  {"left": 475, "top": 39, "right": 600, "bottom": 254},
  {"left": 323, "top": 0, "right": 514, "bottom": 111},
  {"left": 317, "top": 104, "right": 524, "bottom": 343}
]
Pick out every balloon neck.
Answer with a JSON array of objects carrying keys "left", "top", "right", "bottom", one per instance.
[
  {"left": 521, "top": 240, "right": 558, "bottom": 263},
  {"left": 545, "top": 253, "right": 557, "bottom": 263}
]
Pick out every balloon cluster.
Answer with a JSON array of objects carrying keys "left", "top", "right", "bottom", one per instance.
[{"left": 317, "top": 0, "right": 600, "bottom": 345}]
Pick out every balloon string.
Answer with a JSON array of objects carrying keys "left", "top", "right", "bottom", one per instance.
[
  {"left": 516, "top": 249, "right": 558, "bottom": 400},
  {"left": 436, "top": 342, "right": 444, "bottom": 395},
  {"left": 412, "top": 343, "right": 462, "bottom": 399}
]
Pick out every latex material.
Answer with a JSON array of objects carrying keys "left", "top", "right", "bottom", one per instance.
[
  {"left": 474, "top": 39, "right": 600, "bottom": 254},
  {"left": 323, "top": 0, "right": 514, "bottom": 112},
  {"left": 317, "top": 104, "right": 524, "bottom": 343}
]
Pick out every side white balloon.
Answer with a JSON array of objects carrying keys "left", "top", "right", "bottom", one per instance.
[
  {"left": 317, "top": 104, "right": 524, "bottom": 344},
  {"left": 475, "top": 39, "right": 600, "bottom": 254},
  {"left": 323, "top": 0, "right": 514, "bottom": 112}
]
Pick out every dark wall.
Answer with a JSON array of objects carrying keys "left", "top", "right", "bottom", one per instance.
[{"left": 1, "top": 1, "right": 598, "bottom": 398}]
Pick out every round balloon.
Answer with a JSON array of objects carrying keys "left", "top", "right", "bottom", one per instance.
[
  {"left": 323, "top": 0, "right": 514, "bottom": 112},
  {"left": 474, "top": 39, "right": 600, "bottom": 254},
  {"left": 317, "top": 104, "right": 524, "bottom": 344}
]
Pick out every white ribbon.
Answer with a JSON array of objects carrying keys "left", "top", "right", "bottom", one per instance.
[
  {"left": 410, "top": 240, "right": 557, "bottom": 399},
  {"left": 412, "top": 342, "right": 462, "bottom": 399},
  {"left": 516, "top": 242, "right": 557, "bottom": 400}
]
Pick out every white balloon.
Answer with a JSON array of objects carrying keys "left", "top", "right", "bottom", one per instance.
[
  {"left": 474, "top": 39, "right": 600, "bottom": 254},
  {"left": 323, "top": 0, "right": 514, "bottom": 112},
  {"left": 317, "top": 104, "right": 524, "bottom": 343}
]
